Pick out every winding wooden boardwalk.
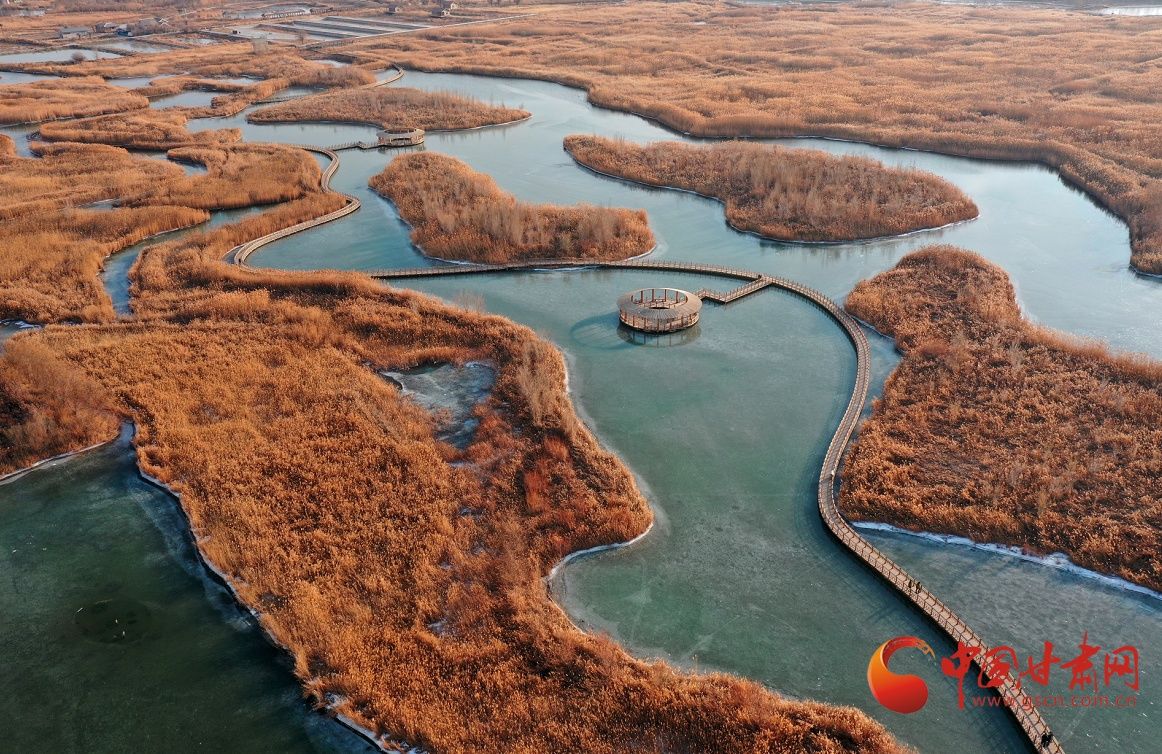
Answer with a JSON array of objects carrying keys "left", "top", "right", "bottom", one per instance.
[{"left": 228, "top": 148, "right": 1064, "bottom": 754}]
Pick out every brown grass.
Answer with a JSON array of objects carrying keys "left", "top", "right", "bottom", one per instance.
[
  {"left": 0, "top": 204, "right": 209, "bottom": 324},
  {"left": 0, "top": 59, "right": 905, "bottom": 740},
  {"left": 135, "top": 144, "right": 325, "bottom": 209},
  {"left": 11, "top": 45, "right": 375, "bottom": 89},
  {"left": 565, "top": 134, "right": 978, "bottom": 242},
  {"left": 0, "top": 76, "right": 148, "bottom": 124},
  {"left": 355, "top": 1, "right": 1162, "bottom": 273},
  {"left": 0, "top": 200, "right": 903, "bottom": 749},
  {"left": 0, "top": 141, "right": 324, "bottom": 324},
  {"left": 249, "top": 86, "right": 529, "bottom": 130},
  {"left": 369, "top": 152, "right": 654, "bottom": 263},
  {"left": 37, "top": 108, "right": 240, "bottom": 150},
  {"left": 130, "top": 76, "right": 250, "bottom": 100},
  {"left": 0, "top": 334, "right": 118, "bottom": 477},
  {"left": 2, "top": 141, "right": 185, "bottom": 217},
  {"left": 844, "top": 246, "right": 1162, "bottom": 592}
]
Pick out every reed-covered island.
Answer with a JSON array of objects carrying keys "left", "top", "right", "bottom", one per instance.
[
  {"left": 0, "top": 77, "right": 147, "bottom": 124},
  {"left": 565, "top": 135, "right": 977, "bottom": 242},
  {"left": 844, "top": 247, "right": 1162, "bottom": 593},
  {"left": 0, "top": 177, "right": 904, "bottom": 752},
  {"left": 374, "top": 0, "right": 1162, "bottom": 274},
  {"left": 249, "top": 86, "right": 530, "bottom": 131},
  {"left": 370, "top": 152, "right": 655, "bottom": 263}
]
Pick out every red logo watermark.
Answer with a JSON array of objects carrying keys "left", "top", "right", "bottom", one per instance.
[
  {"left": 867, "top": 635, "right": 935, "bottom": 713},
  {"left": 868, "top": 633, "right": 1140, "bottom": 714}
]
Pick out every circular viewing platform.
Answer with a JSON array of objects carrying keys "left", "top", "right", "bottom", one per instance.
[
  {"left": 376, "top": 128, "right": 425, "bottom": 147},
  {"left": 618, "top": 288, "right": 701, "bottom": 333}
]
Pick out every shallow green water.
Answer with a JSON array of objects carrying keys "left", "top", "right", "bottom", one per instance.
[
  {"left": 3, "top": 69, "right": 1160, "bottom": 753},
  {"left": 0, "top": 427, "right": 376, "bottom": 754},
  {"left": 200, "top": 72, "right": 1158, "bottom": 753}
]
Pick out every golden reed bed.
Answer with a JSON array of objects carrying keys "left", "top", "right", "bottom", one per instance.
[
  {"left": 844, "top": 247, "right": 1162, "bottom": 593},
  {"left": 1, "top": 193, "right": 906, "bottom": 752},
  {"left": 370, "top": 152, "right": 655, "bottom": 263},
  {"left": 357, "top": 0, "right": 1162, "bottom": 274},
  {"left": 249, "top": 86, "right": 529, "bottom": 131},
  {"left": 565, "top": 134, "right": 977, "bottom": 242},
  {"left": 0, "top": 141, "right": 325, "bottom": 325}
]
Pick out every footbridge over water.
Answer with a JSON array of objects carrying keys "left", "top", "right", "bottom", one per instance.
[{"left": 223, "top": 146, "right": 1064, "bottom": 754}]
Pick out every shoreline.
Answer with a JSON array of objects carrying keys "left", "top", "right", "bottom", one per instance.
[
  {"left": 132, "top": 428, "right": 421, "bottom": 754},
  {"left": 391, "top": 62, "right": 1153, "bottom": 274},
  {"left": 366, "top": 153, "right": 657, "bottom": 268},
  {"left": 0, "top": 435, "right": 117, "bottom": 485},
  {"left": 245, "top": 112, "right": 533, "bottom": 134},
  {"left": 4, "top": 59, "right": 1132, "bottom": 752},
  {"left": 565, "top": 145, "right": 980, "bottom": 247},
  {"left": 853, "top": 521, "right": 1162, "bottom": 602}
]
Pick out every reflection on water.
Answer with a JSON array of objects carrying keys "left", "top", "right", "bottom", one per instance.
[
  {"left": 206, "top": 72, "right": 1159, "bottom": 752},
  {"left": 617, "top": 321, "right": 701, "bottom": 347},
  {"left": 3, "top": 67, "right": 1160, "bottom": 753}
]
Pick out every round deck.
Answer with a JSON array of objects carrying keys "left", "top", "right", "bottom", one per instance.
[{"left": 617, "top": 288, "right": 701, "bottom": 333}]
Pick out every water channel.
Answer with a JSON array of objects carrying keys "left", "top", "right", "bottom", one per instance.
[{"left": 3, "top": 68, "right": 1159, "bottom": 753}]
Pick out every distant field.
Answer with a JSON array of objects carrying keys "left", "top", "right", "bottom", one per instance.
[{"left": 359, "top": 0, "right": 1162, "bottom": 273}]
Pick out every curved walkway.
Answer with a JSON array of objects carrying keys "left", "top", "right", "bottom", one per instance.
[{"left": 229, "top": 148, "right": 1063, "bottom": 754}]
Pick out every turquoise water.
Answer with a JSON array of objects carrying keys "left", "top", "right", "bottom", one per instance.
[
  {"left": 382, "top": 362, "right": 496, "bottom": 448},
  {"left": 0, "top": 427, "right": 376, "bottom": 754},
  {"left": 3, "top": 69, "right": 1160, "bottom": 753},
  {"left": 198, "top": 71, "right": 1158, "bottom": 753}
]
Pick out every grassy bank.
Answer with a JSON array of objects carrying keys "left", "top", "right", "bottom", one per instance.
[
  {"left": 843, "top": 247, "right": 1162, "bottom": 592},
  {"left": 370, "top": 152, "right": 655, "bottom": 263},
  {"left": 359, "top": 1, "right": 1162, "bottom": 273},
  {"left": 565, "top": 135, "right": 977, "bottom": 242}
]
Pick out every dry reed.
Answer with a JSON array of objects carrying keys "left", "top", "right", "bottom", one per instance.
[
  {"left": 565, "top": 134, "right": 977, "bottom": 241},
  {"left": 844, "top": 246, "right": 1162, "bottom": 592},
  {"left": 249, "top": 86, "right": 529, "bottom": 130},
  {"left": 357, "top": 1, "right": 1162, "bottom": 273},
  {"left": 0, "top": 76, "right": 147, "bottom": 124},
  {"left": 370, "top": 152, "right": 654, "bottom": 263}
]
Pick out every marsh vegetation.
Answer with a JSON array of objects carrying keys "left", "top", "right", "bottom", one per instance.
[
  {"left": 370, "top": 1, "right": 1162, "bottom": 273},
  {"left": 250, "top": 86, "right": 530, "bottom": 131},
  {"left": 845, "top": 247, "right": 1162, "bottom": 592},
  {"left": 565, "top": 135, "right": 977, "bottom": 242},
  {"left": 370, "top": 152, "right": 655, "bottom": 263}
]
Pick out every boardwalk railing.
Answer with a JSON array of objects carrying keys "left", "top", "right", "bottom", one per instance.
[
  {"left": 228, "top": 146, "right": 360, "bottom": 266},
  {"left": 227, "top": 147, "right": 1063, "bottom": 754}
]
